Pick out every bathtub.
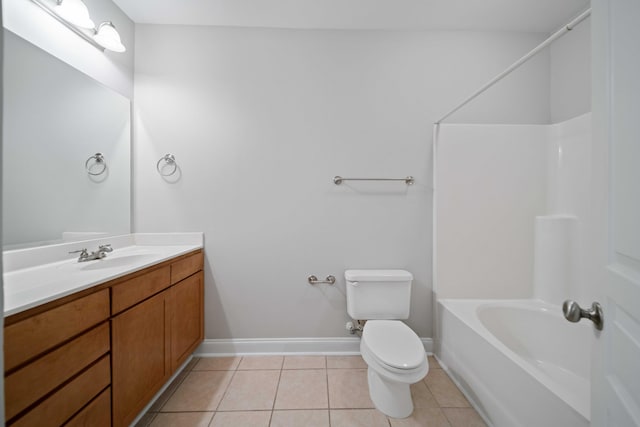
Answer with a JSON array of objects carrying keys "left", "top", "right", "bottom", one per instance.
[{"left": 437, "top": 299, "right": 591, "bottom": 427}]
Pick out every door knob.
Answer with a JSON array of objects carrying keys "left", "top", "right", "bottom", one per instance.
[{"left": 562, "top": 300, "right": 604, "bottom": 330}]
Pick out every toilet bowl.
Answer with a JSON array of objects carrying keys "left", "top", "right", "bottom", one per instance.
[{"left": 360, "top": 320, "right": 428, "bottom": 418}]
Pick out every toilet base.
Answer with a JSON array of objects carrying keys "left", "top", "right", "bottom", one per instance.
[{"left": 367, "top": 367, "right": 413, "bottom": 418}]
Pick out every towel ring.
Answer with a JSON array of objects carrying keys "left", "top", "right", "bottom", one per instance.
[
  {"left": 85, "top": 153, "right": 107, "bottom": 176},
  {"left": 157, "top": 154, "right": 178, "bottom": 176}
]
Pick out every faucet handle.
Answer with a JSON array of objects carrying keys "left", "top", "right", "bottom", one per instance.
[
  {"left": 69, "top": 248, "right": 89, "bottom": 258},
  {"left": 99, "top": 244, "right": 113, "bottom": 252}
]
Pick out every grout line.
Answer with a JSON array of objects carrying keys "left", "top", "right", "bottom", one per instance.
[
  {"left": 326, "top": 359, "right": 332, "bottom": 427},
  {"left": 268, "top": 359, "right": 285, "bottom": 427},
  {"left": 212, "top": 357, "right": 242, "bottom": 414},
  {"left": 205, "top": 409, "right": 215, "bottom": 427}
]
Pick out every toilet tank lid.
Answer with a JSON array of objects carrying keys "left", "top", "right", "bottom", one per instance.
[{"left": 344, "top": 270, "right": 413, "bottom": 282}]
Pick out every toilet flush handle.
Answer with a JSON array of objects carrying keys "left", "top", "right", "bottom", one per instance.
[{"left": 348, "top": 281, "right": 359, "bottom": 287}]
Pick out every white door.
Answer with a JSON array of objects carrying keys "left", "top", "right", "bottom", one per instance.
[{"left": 592, "top": 0, "right": 640, "bottom": 425}]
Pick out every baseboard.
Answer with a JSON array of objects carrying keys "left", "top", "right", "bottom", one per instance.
[{"left": 194, "top": 337, "right": 434, "bottom": 356}]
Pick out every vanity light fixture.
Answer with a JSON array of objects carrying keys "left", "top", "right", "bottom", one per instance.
[
  {"left": 54, "top": 0, "right": 94, "bottom": 29},
  {"left": 94, "top": 22, "right": 126, "bottom": 52},
  {"left": 31, "top": 0, "right": 126, "bottom": 53}
]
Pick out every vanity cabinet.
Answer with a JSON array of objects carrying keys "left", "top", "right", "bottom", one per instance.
[
  {"left": 4, "top": 249, "right": 204, "bottom": 427},
  {"left": 112, "top": 291, "right": 171, "bottom": 427},
  {"left": 111, "top": 252, "right": 203, "bottom": 427}
]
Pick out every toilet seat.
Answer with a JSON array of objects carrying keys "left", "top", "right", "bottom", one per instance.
[{"left": 361, "top": 320, "right": 427, "bottom": 374}]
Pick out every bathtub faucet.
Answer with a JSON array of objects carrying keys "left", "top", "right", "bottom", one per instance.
[{"left": 562, "top": 300, "right": 604, "bottom": 331}]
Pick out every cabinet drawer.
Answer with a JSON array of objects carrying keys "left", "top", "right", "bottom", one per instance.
[
  {"left": 65, "top": 386, "right": 111, "bottom": 427},
  {"left": 5, "top": 322, "right": 110, "bottom": 421},
  {"left": 4, "top": 289, "right": 110, "bottom": 372},
  {"left": 171, "top": 251, "right": 203, "bottom": 284},
  {"left": 111, "top": 266, "right": 171, "bottom": 315},
  {"left": 10, "top": 355, "right": 111, "bottom": 427}
]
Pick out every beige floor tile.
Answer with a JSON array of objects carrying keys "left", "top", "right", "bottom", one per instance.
[
  {"left": 274, "top": 369, "right": 328, "bottom": 409},
  {"left": 411, "top": 380, "right": 439, "bottom": 408},
  {"left": 161, "top": 371, "right": 233, "bottom": 412},
  {"left": 388, "top": 408, "right": 451, "bottom": 427},
  {"left": 149, "top": 412, "right": 214, "bottom": 427},
  {"left": 283, "top": 356, "right": 326, "bottom": 369},
  {"left": 217, "top": 370, "right": 280, "bottom": 411},
  {"left": 327, "top": 369, "right": 374, "bottom": 409},
  {"left": 149, "top": 369, "right": 191, "bottom": 412},
  {"left": 326, "top": 355, "right": 367, "bottom": 369},
  {"left": 270, "top": 410, "right": 330, "bottom": 427},
  {"left": 428, "top": 355, "right": 442, "bottom": 369},
  {"left": 424, "top": 370, "right": 469, "bottom": 408},
  {"left": 210, "top": 411, "right": 271, "bottom": 427},
  {"left": 237, "top": 356, "right": 284, "bottom": 370},
  {"left": 330, "top": 409, "right": 390, "bottom": 427},
  {"left": 442, "top": 407, "right": 488, "bottom": 427},
  {"left": 194, "top": 357, "right": 241, "bottom": 371}
]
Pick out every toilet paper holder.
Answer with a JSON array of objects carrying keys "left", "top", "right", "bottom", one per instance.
[{"left": 308, "top": 275, "right": 336, "bottom": 285}]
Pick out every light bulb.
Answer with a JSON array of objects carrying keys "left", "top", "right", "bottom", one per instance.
[
  {"left": 55, "top": 0, "right": 95, "bottom": 29},
  {"left": 94, "top": 22, "right": 126, "bottom": 53}
]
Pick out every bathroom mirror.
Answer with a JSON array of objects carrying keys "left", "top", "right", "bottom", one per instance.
[{"left": 2, "top": 31, "right": 131, "bottom": 249}]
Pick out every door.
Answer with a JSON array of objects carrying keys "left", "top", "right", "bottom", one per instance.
[
  {"left": 111, "top": 291, "right": 171, "bottom": 427},
  {"left": 592, "top": 0, "right": 640, "bottom": 425},
  {"left": 170, "top": 272, "right": 204, "bottom": 372}
]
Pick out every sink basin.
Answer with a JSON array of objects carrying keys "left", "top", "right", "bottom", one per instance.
[{"left": 77, "top": 253, "right": 156, "bottom": 271}]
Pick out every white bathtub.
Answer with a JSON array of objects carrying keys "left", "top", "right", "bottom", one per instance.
[{"left": 437, "top": 299, "right": 591, "bottom": 427}]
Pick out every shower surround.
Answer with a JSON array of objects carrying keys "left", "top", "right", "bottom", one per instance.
[{"left": 434, "top": 113, "right": 595, "bottom": 426}]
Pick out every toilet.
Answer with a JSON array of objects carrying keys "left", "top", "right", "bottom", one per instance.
[{"left": 345, "top": 269, "right": 428, "bottom": 418}]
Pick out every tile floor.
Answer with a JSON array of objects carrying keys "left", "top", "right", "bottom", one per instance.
[{"left": 136, "top": 355, "right": 487, "bottom": 427}]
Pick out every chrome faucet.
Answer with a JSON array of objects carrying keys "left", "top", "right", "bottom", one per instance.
[{"left": 69, "top": 244, "right": 113, "bottom": 262}]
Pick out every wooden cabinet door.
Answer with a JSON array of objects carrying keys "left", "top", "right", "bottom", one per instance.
[
  {"left": 111, "top": 291, "right": 170, "bottom": 427},
  {"left": 170, "top": 272, "right": 204, "bottom": 372}
]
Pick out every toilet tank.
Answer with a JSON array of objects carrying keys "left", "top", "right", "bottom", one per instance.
[{"left": 345, "top": 270, "right": 413, "bottom": 320}]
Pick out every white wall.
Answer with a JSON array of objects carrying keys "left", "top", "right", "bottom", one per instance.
[
  {"left": 550, "top": 18, "right": 591, "bottom": 123},
  {"left": 435, "top": 124, "right": 549, "bottom": 299},
  {"left": 134, "top": 25, "right": 550, "bottom": 340},
  {"left": 2, "top": 0, "right": 134, "bottom": 98}
]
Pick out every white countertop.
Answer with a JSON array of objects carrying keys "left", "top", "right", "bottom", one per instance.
[{"left": 3, "top": 233, "right": 203, "bottom": 317}]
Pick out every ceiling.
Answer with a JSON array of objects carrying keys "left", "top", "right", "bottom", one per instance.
[{"left": 113, "top": 0, "right": 590, "bottom": 33}]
